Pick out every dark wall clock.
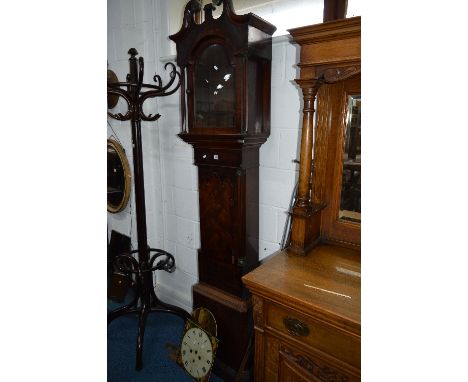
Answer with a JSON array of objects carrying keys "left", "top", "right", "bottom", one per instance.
[{"left": 107, "top": 139, "right": 131, "bottom": 213}]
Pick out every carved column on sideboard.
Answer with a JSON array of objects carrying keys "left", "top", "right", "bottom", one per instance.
[
  {"left": 287, "top": 17, "right": 361, "bottom": 255},
  {"left": 251, "top": 295, "right": 265, "bottom": 382},
  {"left": 294, "top": 79, "right": 322, "bottom": 210},
  {"left": 289, "top": 78, "right": 324, "bottom": 255}
]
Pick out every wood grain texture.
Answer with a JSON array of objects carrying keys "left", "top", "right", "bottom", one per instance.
[
  {"left": 279, "top": 344, "right": 358, "bottom": 382},
  {"left": 288, "top": 17, "right": 360, "bottom": 48},
  {"left": 253, "top": 330, "right": 265, "bottom": 382},
  {"left": 311, "top": 85, "right": 332, "bottom": 205},
  {"left": 252, "top": 295, "right": 266, "bottom": 382},
  {"left": 264, "top": 335, "right": 280, "bottom": 382},
  {"left": 288, "top": 210, "right": 322, "bottom": 256},
  {"left": 242, "top": 243, "right": 361, "bottom": 381},
  {"left": 252, "top": 294, "right": 265, "bottom": 327},
  {"left": 295, "top": 81, "right": 322, "bottom": 210},
  {"left": 267, "top": 302, "right": 360, "bottom": 368},
  {"left": 288, "top": 79, "right": 324, "bottom": 256},
  {"left": 243, "top": 244, "right": 360, "bottom": 330},
  {"left": 193, "top": 283, "right": 251, "bottom": 373}
]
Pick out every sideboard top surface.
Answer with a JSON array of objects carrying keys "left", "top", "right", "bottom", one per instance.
[{"left": 242, "top": 243, "right": 361, "bottom": 332}]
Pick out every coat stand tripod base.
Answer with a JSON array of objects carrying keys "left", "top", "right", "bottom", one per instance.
[
  {"left": 108, "top": 248, "right": 190, "bottom": 370},
  {"left": 107, "top": 48, "right": 190, "bottom": 370}
]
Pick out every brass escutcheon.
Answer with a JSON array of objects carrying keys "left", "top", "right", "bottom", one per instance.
[{"left": 283, "top": 317, "right": 310, "bottom": 337}]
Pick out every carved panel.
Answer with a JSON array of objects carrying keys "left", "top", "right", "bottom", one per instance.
[
  {"left": 280, "top": 345, "right": 350, "bottom": 382},
  {"left": 320, "top": 65, "right": 361, "bottom": 84},
  {"left": 279, "top": 356, "right": 315, "bottom": 382},
  {"left": 251, "top": 294, "right": 264, "bottom": 326},
  {"left": 253, "top": 327, "right": 265, "bottom": 382},
  {"left": 312, "top": 82, "right": 343, "bottom": 205}
]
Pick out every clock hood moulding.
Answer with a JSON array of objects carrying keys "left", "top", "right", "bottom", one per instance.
[{"left": 169, "top": 0, "right": 277, "bottom": 67}]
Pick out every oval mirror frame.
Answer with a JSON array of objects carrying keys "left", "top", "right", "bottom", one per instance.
[
  {"left": 107, "top": 139, "right": 131, "bottom": 213},
  {"left": 107, "top": 69, "right": 119, "bottom": 109}
]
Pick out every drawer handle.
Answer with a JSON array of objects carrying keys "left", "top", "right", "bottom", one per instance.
[{"left": 283, "top": 317, "right": 310, "bottom": 337}]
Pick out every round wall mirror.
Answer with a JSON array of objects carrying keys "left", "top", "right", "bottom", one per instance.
[{"left": 107, "top": 139, "right": 131, "bottom": 213}]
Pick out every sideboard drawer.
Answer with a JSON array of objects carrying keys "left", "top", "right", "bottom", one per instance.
[{"left": 266, "top": 302, "right": 360, "bottom": 369}]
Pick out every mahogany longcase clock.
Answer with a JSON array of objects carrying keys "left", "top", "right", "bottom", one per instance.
[{"left": 169, "top": 0, "right": 276, "bottom": 377}]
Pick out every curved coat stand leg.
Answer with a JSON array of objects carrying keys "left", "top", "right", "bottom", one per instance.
[
  {"left": 135, "top": 307, "right": 149, "bottom": 370},
  {"left": 107, "top": 48, "right": 190, "bottom": 370}
]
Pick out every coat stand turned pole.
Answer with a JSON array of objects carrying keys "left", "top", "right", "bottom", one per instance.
[{"left": 107, "top": 48, "right": 191, "bottom": 371}]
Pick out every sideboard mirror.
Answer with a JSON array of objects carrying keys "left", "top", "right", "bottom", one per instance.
[
  {"left": 107, "top": 139, "right": 131, "bottom": 213},
  {"left": 316, "top": 73, "right": 361, "bottom": 246},
  {"left": 339, "top": 93, "right": 361, "bottom": 223}
]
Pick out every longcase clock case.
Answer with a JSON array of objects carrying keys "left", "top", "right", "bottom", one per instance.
[{"left": 169, "top": 0, "right": 276, "bottom": 376}]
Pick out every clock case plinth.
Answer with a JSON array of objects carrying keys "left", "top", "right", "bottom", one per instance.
[{"left": 170, "top": 0, "right": 275, "bottom": 378}]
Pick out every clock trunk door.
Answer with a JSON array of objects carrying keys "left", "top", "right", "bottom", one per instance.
[{"left": 198, "top": 166, "right": 243, "bottom": 296}]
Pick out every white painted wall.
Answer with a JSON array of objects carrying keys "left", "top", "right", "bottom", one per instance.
[
  {"left": 107, "top": 0, "right": 165, "bottom": 255},
  {"left": 108, "top": 0, "right": 304, "bottom": 312}
]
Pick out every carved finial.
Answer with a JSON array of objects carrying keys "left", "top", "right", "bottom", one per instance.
[
  {"left": 128, "top": 48, "right": 138, "bottom": 57},
  {"left": 204, "top": 3, "right": 215, "bottom": 20},
  {"left": 190, "top": 0, "right": 202, "bottom": 12}
]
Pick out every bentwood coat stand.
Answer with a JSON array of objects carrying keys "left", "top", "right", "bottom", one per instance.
[{"left": 107, "top": 49, "right": 191, "bottom": 371}]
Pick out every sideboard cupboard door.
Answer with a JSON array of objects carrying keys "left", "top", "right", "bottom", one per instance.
[
  {"left": 279, "top": 347, "right": 316, "bottom": 382},
  {"left": 279, "top": 344, "right": 359, "bottom": 382}
]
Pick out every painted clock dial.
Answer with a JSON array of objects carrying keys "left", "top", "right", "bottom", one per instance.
[{"left": 180, "top": 327, "right": 214, "bottom": 379}]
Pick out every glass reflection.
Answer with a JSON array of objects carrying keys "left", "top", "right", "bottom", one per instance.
[
  {"left": 339, "top": 95, "right": 361, "bottom": 223},
  {"left": 194, "top": 44, "right": 235, "bottom": 128}
]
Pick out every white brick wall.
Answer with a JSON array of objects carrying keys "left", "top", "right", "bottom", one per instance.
[{"left": 108, "top": 0, "right": 302, "bottom": 312}]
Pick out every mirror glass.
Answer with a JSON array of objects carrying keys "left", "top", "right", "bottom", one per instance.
[
  {"left": 107, "top": 140, "right": 131, "bottom": 213},
  {"left": 194, "top": 44, "right": 235, "bottom": 129},
  {"left": 339, "top": 95, "right": 361, "bottom": 223}
]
